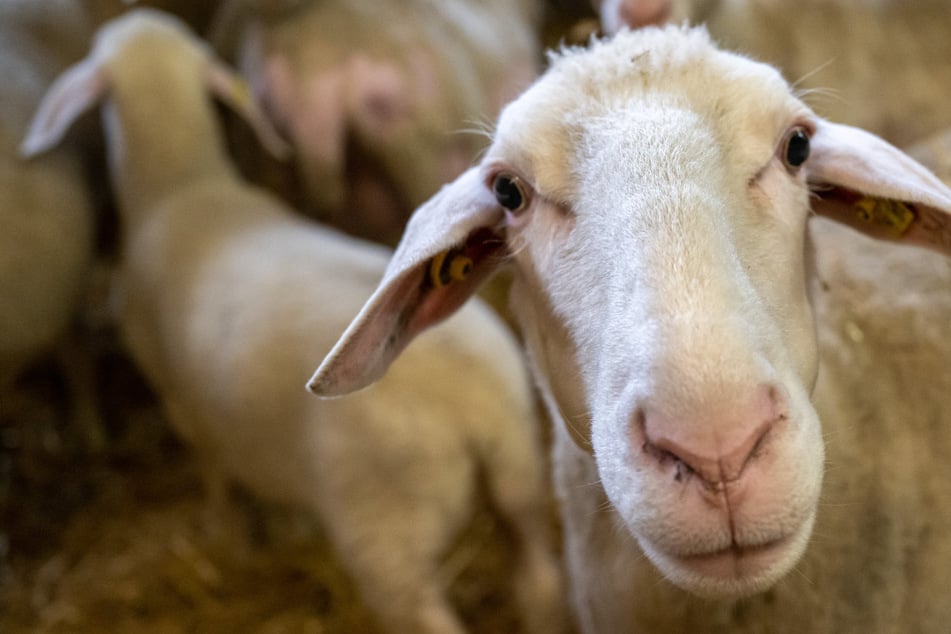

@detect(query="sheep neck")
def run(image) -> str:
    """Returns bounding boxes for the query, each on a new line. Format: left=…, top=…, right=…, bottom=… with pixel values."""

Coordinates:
left=102, top=73, right=238, bottom=224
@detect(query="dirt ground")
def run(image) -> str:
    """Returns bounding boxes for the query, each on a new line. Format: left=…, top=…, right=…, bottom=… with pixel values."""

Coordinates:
left=0, top=346, right=547, bottom=634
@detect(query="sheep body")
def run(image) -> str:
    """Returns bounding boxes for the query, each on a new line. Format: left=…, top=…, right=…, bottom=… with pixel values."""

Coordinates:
left=24, top=10, right=563, bottom=634
left=1, top=0, right=96, bottom=396
left=211, top=0, right=541, bottom=244
left=310, top=26, right=951, bottom=632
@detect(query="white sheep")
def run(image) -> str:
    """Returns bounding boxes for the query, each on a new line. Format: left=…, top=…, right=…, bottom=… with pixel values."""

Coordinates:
left=310, top=25, right=951, bottom=632
left=1, top=0, right=100, bottom=430
left=21, top=9, right=565, bottom=634
left=209, top=0, right=542, bottom=244
left=594, top=0, right=951, bottom=147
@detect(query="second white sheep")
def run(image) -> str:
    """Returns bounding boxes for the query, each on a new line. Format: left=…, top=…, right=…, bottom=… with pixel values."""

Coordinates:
left=22, top=10, right=565, bottom=634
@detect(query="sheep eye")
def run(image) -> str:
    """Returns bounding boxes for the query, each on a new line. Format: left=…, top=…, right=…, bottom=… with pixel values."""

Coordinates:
left=784, top=128, right=810, bottom=168
left=493, top=175, right=526, bottom=212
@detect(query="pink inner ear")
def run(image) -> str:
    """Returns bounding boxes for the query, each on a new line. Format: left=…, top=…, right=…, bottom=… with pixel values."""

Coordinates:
left=308, top=226, right=505, bottom=397
left=309, top=167, right=504, bottom=396
left=808, top=120, right=951, bottom=258
left=408, top=227, right=507, bottom=338
left=814, top=187, right=951, bottom=257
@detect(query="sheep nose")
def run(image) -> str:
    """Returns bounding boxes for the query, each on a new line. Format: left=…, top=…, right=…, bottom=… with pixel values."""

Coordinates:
left=639, top=385, right=783, bottom=486
left=620, top=0, right=672, bottom=28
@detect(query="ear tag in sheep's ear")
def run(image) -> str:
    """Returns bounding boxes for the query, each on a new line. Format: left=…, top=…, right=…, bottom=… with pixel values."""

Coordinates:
left=808, top=120, right=951, bottom=256
left=428, top=249, right=474, bottom=289
left=853, top=196, right=916, bottom=237
left=307, top=168, right=507, bottom=397
left=413, top=226, right=504, bottom=318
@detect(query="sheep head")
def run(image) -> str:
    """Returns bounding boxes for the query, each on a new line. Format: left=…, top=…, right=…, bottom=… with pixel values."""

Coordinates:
left=309, top=27, right=951, bottom=598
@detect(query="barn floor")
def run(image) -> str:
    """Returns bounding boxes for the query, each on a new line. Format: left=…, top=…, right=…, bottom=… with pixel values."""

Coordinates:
left=0, top=347, right=538, bottom=633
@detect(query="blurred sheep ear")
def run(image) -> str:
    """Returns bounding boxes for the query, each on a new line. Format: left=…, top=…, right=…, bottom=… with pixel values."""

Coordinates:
left=20, top=57, right=106, bottom=157
left=308, top=167, right=506, bottom=397
left=205, top=57, right=292, bottom=160
left=808, top=120, right=951, bottom=257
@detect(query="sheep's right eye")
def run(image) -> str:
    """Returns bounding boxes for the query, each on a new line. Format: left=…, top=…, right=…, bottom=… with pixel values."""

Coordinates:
left=493, top=175, right=527, bottom=212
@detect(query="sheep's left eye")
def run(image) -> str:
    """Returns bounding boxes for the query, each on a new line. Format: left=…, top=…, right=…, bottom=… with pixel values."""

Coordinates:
left=784, top=128, right=810, bottom=168
left=493, top=175, right=527, bottom=212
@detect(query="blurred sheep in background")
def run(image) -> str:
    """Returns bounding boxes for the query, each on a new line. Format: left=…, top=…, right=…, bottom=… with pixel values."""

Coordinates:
left=593, top=0, right=951, bottom=147
left=0, top=0, right=249, bottom=446
left=210, top=0, right=543, bottom=245
left=21, top=9, right=566, bottom=633
left=906, top=127, right=951, bottom=186
left=0, top=0, right=103, bottom=443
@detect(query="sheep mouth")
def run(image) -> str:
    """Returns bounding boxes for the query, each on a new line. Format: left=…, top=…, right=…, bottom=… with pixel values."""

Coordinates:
left=676, top=536, right=790, bottom=581
left=640, top=515, right=815, bottom=599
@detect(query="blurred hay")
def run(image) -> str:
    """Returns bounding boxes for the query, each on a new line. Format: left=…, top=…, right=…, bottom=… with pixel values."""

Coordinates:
left=0, top=350, right=540, bottom=634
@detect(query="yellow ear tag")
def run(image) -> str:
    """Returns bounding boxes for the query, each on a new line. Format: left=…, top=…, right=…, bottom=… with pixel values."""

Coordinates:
left=853, top=197, right=916, bottom=237
left=429, top=250, right=474, bottom=289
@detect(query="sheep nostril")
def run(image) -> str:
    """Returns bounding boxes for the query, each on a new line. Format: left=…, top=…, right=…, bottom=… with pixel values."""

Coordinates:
left=673, top=457, right=694, bottom=483
left=641, top=442, right=695, bottom=482
left=638, top=384, right=784, bottom=485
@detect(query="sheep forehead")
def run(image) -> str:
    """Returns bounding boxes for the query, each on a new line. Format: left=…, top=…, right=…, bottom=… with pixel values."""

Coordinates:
left=546, top=26, right=795, bottom=117
left=492, top=26, right=804, bottom=202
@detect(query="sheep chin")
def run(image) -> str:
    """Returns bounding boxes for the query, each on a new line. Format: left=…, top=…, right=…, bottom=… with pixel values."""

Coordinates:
left=635, top=512, right=815, bottom=599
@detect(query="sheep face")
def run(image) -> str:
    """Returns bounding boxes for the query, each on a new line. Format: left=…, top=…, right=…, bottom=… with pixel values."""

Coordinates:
left=310, top=26, right=951, bottom=600
left=485, top=32, right=824, bottom=598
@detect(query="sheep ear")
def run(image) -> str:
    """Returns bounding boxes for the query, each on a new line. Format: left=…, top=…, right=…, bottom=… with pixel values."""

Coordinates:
left=808, top=120, right=951, bottom=257
left=308, top=167, right=506, bottom=396
left=20, top=57, right=107, bottom=157
left=205, top=57, right=292, bottom=160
